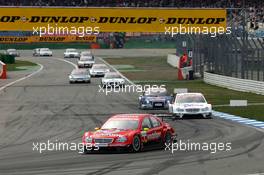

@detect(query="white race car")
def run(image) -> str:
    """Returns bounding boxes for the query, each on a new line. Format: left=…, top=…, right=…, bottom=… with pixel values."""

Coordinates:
left=77, top=52, right=95, bottom=68
left=64, top=48, right=80, bottom=58
left=169, top=93, right=212, bottom=118
left=101, top=72, right=125, bottom=87
left=90, top=64, right=110, bottom=77
left=38, top=48, right=52, bottom=56
left=6, top=49, right=20, bottom=57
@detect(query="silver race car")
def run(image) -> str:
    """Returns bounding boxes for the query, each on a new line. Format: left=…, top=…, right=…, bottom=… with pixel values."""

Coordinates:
left=101, top=72, right=125, bottom=87
left=138, top=87, right=173, bottom=109
left=69, top=69, right=91, bottom=83
left=90, top=64, right=110, bottom=77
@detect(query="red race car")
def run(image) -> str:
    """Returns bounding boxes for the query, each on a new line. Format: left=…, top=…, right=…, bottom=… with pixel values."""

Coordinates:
left=81, top=114, right=176, bottom=153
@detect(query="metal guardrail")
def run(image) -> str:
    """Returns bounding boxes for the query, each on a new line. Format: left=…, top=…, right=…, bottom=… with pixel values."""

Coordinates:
left=204, top=71, right=264, bottom=95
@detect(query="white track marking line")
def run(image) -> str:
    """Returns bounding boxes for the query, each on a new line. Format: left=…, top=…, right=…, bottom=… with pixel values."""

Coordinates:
left=0, top=63, right=43, bottom=93
left=97, top=57, right=136, bottom=86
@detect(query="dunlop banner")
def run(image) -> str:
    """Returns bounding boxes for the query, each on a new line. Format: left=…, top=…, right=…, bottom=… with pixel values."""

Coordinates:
left=0, top=36, right=29, bottom=43
left=0, top=8, right=226, bottom=32
left=0, top=35, right=96, bottom=43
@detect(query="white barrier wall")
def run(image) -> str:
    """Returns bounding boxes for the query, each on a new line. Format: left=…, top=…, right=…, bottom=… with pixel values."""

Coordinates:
left=204, top=72, right=264, bottom=95
left=167, top=54, right=180, bottom=68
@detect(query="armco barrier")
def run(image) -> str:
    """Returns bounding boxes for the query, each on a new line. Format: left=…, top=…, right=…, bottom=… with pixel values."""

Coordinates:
left=204, top=72, right=264, bottom=95
left=0, top=61, right=7, bottom=79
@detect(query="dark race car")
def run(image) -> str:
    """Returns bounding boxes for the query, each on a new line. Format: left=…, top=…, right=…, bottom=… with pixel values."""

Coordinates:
left=81, top=114, right=176, bottom=153
left=138, top=87, right=173, bottom=109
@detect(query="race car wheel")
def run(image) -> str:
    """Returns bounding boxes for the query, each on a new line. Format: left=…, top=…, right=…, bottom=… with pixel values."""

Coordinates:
left=164, top=132, right=172, bottom=145
left=131, top=135, right=141, bottom=152
left=138, top=103, right=145, bottom=110
left=81, top=146, right=90, bottom=154
left=205, top=114, right=212, bottom=119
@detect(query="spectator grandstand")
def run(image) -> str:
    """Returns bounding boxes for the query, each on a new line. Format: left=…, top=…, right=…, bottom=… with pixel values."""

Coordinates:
left=0, top=0, right=262, bottom=8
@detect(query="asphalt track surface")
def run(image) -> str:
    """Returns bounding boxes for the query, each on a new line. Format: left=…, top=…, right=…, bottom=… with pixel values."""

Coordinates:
left=0, top=50, right=264, bottom=175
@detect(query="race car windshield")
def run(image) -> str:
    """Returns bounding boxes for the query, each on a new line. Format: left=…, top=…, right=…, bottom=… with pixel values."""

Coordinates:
left=72, top=71, right=86, bottom=75
left=176, top=95, right=206, bottom=103
left=94, top=65, right=107, bottom=69
left=102, top=120, right=139, bottom=130
left=81, top=53, right=91, bottom=56
left=105, top=74, right=121, bottom=78
left=41, top=48, right=49, bottom=51
left=145, top=90, right=167, bottom=97
left=80, top=56, right=93, bottom=61
left=67, top=49, right=76, bottom=52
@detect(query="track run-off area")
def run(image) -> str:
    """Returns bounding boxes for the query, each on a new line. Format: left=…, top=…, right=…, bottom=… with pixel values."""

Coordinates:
left=0, top=50, right=263, bottom=175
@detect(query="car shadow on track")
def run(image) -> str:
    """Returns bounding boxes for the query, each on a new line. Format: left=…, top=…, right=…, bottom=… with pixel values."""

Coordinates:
left=172, top=115, right=213, bottom=120
left=81, top=144, right=165, bottom=155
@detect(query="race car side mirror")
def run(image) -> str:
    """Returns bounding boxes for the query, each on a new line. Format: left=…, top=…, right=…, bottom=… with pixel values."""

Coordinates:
left=143, top=128, right=149, bottom=131
left=94, top=127, right=100, bottom=130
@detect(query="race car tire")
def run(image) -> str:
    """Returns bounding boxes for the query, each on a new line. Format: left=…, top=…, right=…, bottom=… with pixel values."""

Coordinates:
left=205, top=113, right=212, bottom=119
left=131, top=135, right=141, bottom=152
left=164, top=132, right=172, bottom=145
left=138, top=103, right=144, bottom=110
left=81, top=146, right=93, bottom=154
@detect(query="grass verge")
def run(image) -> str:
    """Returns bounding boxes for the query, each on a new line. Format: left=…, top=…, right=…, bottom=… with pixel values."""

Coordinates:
left=7, top=60, right=38, bottom=71
left=104, top=56, right=264, bottom=121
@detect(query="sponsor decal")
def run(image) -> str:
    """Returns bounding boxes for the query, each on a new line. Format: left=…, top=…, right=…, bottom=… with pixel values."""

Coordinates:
left=183, top=104, right=203, bottom=108
left=147, top=132, right=161, bottom=140
left=0, top=36, right=28, bottom=43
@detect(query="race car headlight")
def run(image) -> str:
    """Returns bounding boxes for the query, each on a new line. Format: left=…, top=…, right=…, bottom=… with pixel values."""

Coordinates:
left=69, top=75, right=73, bottom=79
left=85, top=137, right=93, bottom=143
left=105, top=69, right=110, bottom=73
left=176, top=108, right=184, bottom=112
left=166, top=100, right=171, bottom=104
left=116, top=136, right=127, bottom=143
left=145, top=99, right=150, bottom=104
left=201, top=107, right=209, bottom=111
